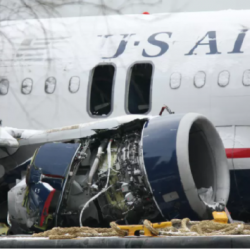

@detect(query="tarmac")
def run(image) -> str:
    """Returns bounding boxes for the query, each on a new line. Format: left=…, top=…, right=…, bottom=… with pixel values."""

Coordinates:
left=1, top=235, right=250, bottom=248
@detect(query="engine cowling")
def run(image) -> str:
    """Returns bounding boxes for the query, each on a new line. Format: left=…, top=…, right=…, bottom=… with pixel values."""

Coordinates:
left=142, top=113, right=230, bottom=220
left=7, top=113, right=230, bottom=233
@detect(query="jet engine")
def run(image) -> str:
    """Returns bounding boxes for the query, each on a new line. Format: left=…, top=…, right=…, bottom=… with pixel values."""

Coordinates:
left=7, top=113, right=230, bottom=234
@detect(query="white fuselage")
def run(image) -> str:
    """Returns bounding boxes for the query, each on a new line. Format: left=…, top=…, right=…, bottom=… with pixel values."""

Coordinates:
left=1, top=10, right=250, bottom=170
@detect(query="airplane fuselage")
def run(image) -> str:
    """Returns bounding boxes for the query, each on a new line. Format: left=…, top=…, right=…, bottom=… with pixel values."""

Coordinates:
left=1, top=10, right=250, bottom=221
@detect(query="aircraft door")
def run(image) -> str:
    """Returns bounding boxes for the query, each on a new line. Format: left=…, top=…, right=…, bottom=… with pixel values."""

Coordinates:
left=216, top=125, right=250, bottom=170
left=233, top=126, right=250, bottom=170
left=216, top=126, right=235, bottom=170
left=225, top=126, right=250, bottom=221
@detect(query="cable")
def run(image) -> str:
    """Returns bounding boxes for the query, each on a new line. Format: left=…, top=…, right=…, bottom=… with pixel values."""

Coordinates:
left=111, top=167, right=119, bottom=173
left=80, top=139, right=113, bottom=226
left=7, top=212, right=12, bottom=227
left=105, top=139, right=112, bottom=188
left=79, top=185, right=112, bottom=227
left=88, top=139, right=108, bottom=186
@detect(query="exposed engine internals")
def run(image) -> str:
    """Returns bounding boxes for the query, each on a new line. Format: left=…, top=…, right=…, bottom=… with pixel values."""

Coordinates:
left=6, top=114, right=229, bottom=234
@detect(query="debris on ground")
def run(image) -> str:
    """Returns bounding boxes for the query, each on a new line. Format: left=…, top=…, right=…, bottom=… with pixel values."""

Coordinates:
left=32, top=218, right=250, bottom=239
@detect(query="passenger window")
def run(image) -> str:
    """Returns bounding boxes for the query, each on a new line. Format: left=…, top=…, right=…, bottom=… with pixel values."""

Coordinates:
left=194, top=71, right=206, bottom=88
left=243, top=70, right=250, bottom=86
left=45, top=77, right=56, bottom=94
left=127, top=63, right=153, bottom=114
left=170, top=73, right=181, bottom=89
left=89, top=65, right=115, bottom=116
left=21, top=78, right=33, bottom=94
left=69, top=76, right=80, bottom=93
left=218, top=71, right=230, bottom=87
left=0, top=78, right=9, bottom=95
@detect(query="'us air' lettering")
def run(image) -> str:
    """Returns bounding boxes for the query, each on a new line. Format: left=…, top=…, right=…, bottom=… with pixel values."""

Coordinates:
left=98, top=29, right=248, bottom=59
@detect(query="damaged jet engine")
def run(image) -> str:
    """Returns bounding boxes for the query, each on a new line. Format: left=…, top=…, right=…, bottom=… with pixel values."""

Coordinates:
left=7, top=113, right=230, bottom=234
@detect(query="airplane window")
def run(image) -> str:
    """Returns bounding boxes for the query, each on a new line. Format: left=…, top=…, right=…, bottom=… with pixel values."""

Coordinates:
left=45, top=77, right=56, bottom=94
left=69, top=76, right=80, bottom=93
left=89, top=65, right=115, bottom=116
left=218, top=71, right=230, bottom=87
left=127, top=63, right=153, bottom=114
left=170, top=73, right=181, bottom=89
left=0, top=78, right=9, bottom=95
left=243, top=70, right=250, bottom=86
left=194, top=71, right=206, bottom=88
left=21, top=78, right=33, bottom=94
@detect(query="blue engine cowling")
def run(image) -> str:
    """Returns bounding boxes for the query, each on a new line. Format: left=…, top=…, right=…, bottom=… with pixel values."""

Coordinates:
left=142, top=113, right=230, bottom=220
left=6, top=113, right=230, bottom=233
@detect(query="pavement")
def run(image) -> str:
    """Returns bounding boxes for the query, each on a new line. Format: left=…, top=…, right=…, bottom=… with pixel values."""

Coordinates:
left=1, top=235, right=250, bottom=248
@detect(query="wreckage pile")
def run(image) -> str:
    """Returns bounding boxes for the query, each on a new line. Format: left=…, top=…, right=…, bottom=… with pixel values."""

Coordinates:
left=32, top=218, right=250, bottom=239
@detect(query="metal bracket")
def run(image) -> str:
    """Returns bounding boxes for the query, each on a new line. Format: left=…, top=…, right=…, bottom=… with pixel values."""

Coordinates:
left=159, top=105, right=175, bottom=116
